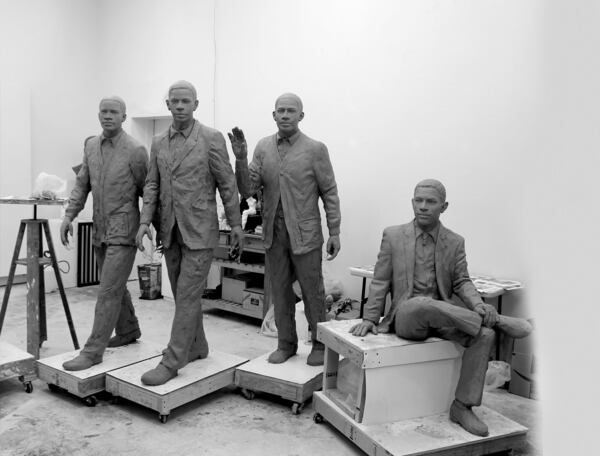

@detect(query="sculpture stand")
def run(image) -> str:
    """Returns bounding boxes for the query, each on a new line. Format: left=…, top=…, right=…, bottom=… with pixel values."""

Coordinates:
left=234, top=341, right=323, bottom=415
left=0, top=198, right=79, bottom=358
left=106, top=350, right=248, bottom=423
left=0, top=340, right=36, bottom=393
left=37, top=340, right=162, bottom=407
left=312, top=319, right=527, bottom=455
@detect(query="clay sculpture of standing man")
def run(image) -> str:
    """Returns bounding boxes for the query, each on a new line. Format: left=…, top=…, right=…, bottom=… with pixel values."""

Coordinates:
left=350, top=179, right=532, bottom=436
left=229, top=93, right=341, bottom=366
left=136, top=80, right=243, bottom=386
left=61, top=96, right=148, bottom=371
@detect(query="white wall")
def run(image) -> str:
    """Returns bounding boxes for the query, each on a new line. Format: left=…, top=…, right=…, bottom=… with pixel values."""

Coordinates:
left=0, top=0, right=102, bottom=274
left=214, top=0, right=544, bottom=306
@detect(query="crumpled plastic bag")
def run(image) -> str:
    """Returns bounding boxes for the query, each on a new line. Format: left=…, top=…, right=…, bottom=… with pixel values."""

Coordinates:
left=292, top=261, right=344, bottom=302
left=31, top=172, right=67, bottom=200
left=484, top=360, right=511, bottom=391
left=260, top=301, right=310, bottom=341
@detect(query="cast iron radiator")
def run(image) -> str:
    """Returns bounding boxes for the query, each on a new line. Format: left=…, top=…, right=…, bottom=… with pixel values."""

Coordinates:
left=77, top=222, right=99, bottom=287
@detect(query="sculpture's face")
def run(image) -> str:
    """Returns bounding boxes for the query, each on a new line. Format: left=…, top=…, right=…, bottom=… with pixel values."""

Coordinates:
left=98, top=100, right=125, bottom=136
left=272, top=96, right=304, bottom=137
left=412, top=187, right=448, bottom=230
left=166, top=88, right=198, bottom=125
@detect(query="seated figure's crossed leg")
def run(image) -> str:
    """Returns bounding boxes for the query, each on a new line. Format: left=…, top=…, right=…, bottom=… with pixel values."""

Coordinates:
left=393, top=297, right=495, bottom=436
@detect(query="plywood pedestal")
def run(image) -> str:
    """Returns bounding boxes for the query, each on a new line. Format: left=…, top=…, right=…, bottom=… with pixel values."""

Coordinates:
left=234, top=341, right=323, bottom=414
left=313, top=392, right=527, bottom=456
left=106, top=350, right=247, bottom=423
left=37, top=340, right=163, bottom=406
left=0, top=340, right=36, bottom=393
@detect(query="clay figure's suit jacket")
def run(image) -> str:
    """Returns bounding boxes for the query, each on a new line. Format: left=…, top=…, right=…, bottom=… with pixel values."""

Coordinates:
left=363, top=222, right=482, bottom=333
left=236, top=132, right=341, bottom=253
left=140, top=120, right=241, bottom=246
left=65, top=131, right=148, bottom=244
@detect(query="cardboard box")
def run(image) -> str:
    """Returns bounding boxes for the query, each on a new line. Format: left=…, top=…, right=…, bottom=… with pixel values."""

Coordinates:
left=222, top=273, right=262, bottom=304
left=242, top=287, right=264, bottom=312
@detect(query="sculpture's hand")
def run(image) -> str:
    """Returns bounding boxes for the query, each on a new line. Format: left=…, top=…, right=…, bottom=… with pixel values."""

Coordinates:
left=60, top=218, right=73, bottom=247
left=229, top=226, right=244, bottom=263
left=136, top=223, right=152, bottom=252
left=326, top=235, right=340, bottom=260
left=349, top=319, right=378, bottom=337
left=475, top=302, right=498, bottom=328
left=227, top=127, right=247, bottom=160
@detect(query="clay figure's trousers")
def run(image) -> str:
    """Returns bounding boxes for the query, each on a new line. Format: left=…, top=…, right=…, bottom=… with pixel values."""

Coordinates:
left=81, top=244, right=139, bottom=359
left=394, top=296, right=495, bottom=407
left=160, top=226, right=213, bottom=371
left=266, top=210, right=326, bottom=352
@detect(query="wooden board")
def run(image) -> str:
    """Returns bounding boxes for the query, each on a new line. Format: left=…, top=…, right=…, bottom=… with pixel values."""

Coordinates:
left=234, top=342, right=323, bottom=404
left=313, top=392, right=527, bottom=456
left=0, top=340, right=36, bottom=382
left=105, top=350, right=248, bottom=416
left=317, top=319, right=463, bottom=369
left=36, top=340, right=163, bottom=398
left=0, top=197, right=67, bottom=206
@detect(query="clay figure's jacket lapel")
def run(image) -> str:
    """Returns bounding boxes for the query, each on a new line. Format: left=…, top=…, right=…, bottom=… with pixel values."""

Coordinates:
left=171, top=122, right=199, bottom=172
left=435, top=224, right=452, bottom=301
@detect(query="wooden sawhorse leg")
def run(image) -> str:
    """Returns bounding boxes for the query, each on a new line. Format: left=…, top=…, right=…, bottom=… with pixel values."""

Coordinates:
left=0, top=219, right=79, bottom=358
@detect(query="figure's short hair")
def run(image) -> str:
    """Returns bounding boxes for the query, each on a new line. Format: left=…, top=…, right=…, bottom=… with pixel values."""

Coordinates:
left=415, top=179, right=446, bottom=202
left=99, top=96, right=126, bottom=114
left=168, top=80, right=197, bottom=101
left=275, top=93, right=303, bottom=112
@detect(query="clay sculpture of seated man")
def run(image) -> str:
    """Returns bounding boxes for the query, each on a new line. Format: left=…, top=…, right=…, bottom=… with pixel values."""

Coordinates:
left=350, top=179, right=532, bottom=437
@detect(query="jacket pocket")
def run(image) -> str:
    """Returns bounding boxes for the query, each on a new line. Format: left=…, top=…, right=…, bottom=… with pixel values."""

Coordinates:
left=298, top=218, right=321, bottom=244
left=107, top=213, right=128, bottom=237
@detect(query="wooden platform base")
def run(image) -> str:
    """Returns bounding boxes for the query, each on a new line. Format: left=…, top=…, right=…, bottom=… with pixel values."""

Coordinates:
left=313, top=392, right=527, bottom=456
left=105, top=350, right=248, bottom=423
left=234, top=341, right=323, bottom=414
left=36, top=340, right=163, bottom=405
left=0, top=340, right=36, bottom=393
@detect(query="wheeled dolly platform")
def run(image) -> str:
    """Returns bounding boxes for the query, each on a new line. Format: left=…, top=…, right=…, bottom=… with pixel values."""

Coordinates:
left=0, top=340, right=36, bottom=393
left=105, top=350, right=248, bottom=423
left=313, top=391, right=527, bottom=456
left=37, top=340, right=163, bottom=406
left=234, top=342, right=323, bottom=415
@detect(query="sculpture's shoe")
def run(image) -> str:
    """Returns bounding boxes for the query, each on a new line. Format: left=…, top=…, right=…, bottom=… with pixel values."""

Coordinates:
left=141, top=363, right=178, bottom=386
left=449, top=400, right=489, bottom=437
left=306, top=344, right=325, bottom=366
left=188, top=349, right=209, bottom=363
left=107, top=329, right=141, bottom=347
left=495, top=315, right=533, bottom=339
left=62, top=354, right=102, bottom=371
left=267, top=348, right=297, bottom=364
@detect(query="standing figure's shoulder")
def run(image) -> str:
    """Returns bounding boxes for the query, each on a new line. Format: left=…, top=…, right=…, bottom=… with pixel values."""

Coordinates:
left=299, top=133, right=328, bottom=154
left=84, top=134, right=102, bottom=153
left=122, top=131, right=145, bottom=150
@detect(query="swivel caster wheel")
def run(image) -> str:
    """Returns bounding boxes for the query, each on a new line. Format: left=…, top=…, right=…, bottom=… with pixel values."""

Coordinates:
left=291, top=402, right=304, bottom=415
left=241, top=388, right=255, bottom=400
left=313, top=412, right=324, bottom=424
left=159, top=414, right=169, bottom=424
left=24, top=382, right=33, bottom=394
left=84, top=395, right=98, bottom=407
left=48, top=383, right=61, bottom=393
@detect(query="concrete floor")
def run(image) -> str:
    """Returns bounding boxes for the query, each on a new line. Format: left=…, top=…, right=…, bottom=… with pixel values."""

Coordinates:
left=0, top=283, right=541, bottom=456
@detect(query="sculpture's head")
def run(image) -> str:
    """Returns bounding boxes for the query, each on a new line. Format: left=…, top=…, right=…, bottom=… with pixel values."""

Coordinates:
left=273, top=93, right=304, bottom=138
left=166, top=80, right=198, bottom=126
left=98, top=96, right=126, bottom=137
left=412, top=179, right=448, bottom=230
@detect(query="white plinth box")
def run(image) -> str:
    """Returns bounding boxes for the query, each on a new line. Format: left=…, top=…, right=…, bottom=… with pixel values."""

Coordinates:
left=317, top=319, right=464, bottom=425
